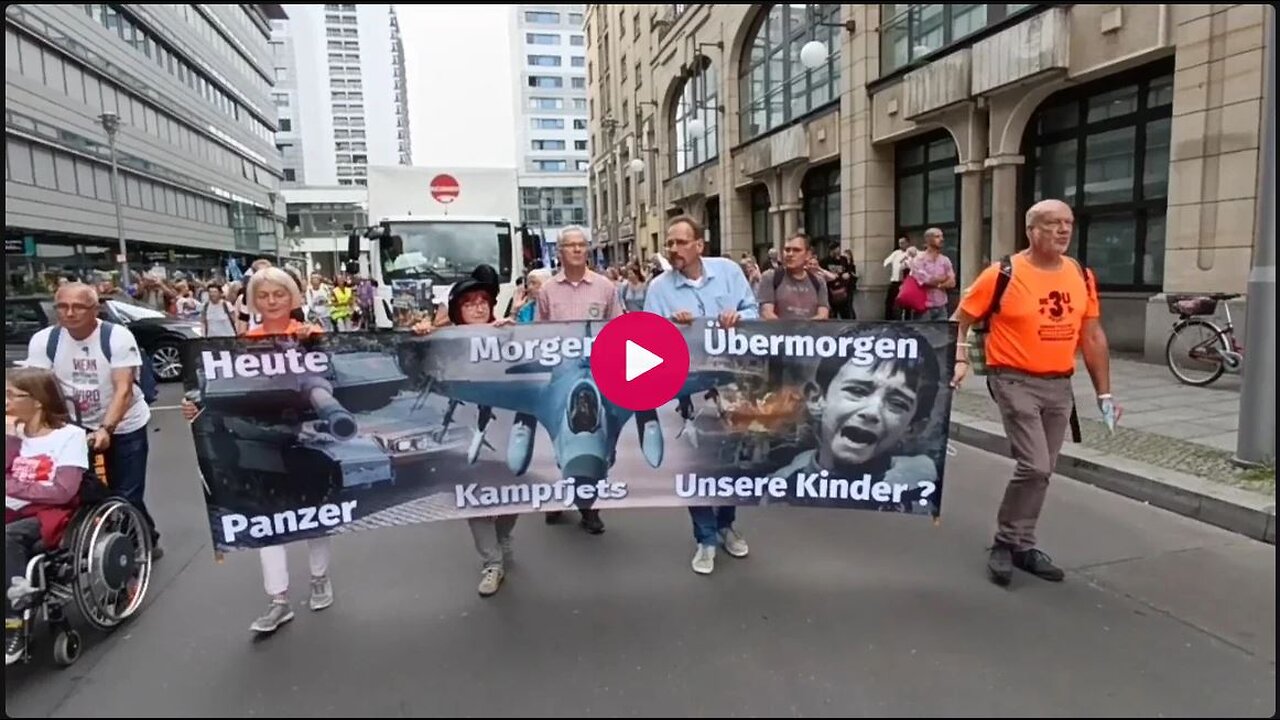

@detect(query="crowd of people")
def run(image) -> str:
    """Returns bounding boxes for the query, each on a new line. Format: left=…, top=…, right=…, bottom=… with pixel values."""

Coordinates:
left=8, top=198, right=1118, bottom=653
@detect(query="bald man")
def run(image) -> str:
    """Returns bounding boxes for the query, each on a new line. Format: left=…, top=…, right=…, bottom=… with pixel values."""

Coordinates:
left=951, top=199, right=1115, bottom=588
left=25, top=283, right=162, bottom=556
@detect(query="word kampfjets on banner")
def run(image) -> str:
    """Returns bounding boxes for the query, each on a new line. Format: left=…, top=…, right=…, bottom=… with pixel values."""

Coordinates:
left=186, top=320, right=955, bottom=552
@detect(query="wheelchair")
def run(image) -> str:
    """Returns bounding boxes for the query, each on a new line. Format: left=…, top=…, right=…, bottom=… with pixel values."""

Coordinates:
left=7, top=458, right=154, bottom=668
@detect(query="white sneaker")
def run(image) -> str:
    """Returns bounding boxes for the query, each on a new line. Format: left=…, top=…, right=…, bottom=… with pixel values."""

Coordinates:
left=477, top=566, right=504, bottom=597
left=250, top=600, right=294, bottom=633
left=719, top=527, right=749, bottom=558
left=691, top=545, right=716, bottom=575
left=309, top=576, right=333, bottom=611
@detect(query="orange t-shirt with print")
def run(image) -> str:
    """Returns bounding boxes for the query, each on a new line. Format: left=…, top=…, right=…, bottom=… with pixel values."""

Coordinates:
left=958, top=254, right=1100, bottom=375
left=244, top=320, right=319, bottom=338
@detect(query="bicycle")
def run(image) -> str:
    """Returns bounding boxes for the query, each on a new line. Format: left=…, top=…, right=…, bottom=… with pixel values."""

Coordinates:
left=1164, top=293, right=1244, bottom=386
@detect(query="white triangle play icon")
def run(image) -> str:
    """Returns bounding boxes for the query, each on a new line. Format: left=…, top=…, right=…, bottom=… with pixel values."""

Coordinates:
left=625, top=340, right=664, bottom=382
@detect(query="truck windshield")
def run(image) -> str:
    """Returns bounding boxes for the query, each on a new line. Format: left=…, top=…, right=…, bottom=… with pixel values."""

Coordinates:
left=382, top=221, right=511, bottom=283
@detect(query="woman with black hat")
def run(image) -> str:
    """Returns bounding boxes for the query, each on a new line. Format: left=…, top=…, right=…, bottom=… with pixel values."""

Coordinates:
left=412, top=264, right=519, bottom=597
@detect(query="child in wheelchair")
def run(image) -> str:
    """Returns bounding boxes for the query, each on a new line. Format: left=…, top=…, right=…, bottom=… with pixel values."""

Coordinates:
left=6, top=367, right=88, bottom=665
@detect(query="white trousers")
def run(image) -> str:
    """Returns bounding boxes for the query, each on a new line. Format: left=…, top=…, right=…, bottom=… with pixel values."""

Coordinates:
left=258, top=538, right=331, bottom=598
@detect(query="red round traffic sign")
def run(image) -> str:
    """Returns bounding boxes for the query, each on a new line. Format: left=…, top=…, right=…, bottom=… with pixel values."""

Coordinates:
left=590, top=312, right=690, bottom=412
left=430, top=174, right=460, bottom=204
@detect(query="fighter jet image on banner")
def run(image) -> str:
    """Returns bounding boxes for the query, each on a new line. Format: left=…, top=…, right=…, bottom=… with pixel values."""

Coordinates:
left=422, top=322, right=737, bottom=482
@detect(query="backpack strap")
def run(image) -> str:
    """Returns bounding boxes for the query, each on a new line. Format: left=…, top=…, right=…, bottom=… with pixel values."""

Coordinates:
left=770, top=268, right=823, bottom=296
left=45, top=325, right=63, bottom=364
left=98, top=321, right=114, bottom=362
left=979, top=255, right=1015, bottom=324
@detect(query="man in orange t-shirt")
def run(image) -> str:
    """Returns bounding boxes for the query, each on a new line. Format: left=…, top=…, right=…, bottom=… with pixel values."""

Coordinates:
left=951, top=199, right=1119, bottom=588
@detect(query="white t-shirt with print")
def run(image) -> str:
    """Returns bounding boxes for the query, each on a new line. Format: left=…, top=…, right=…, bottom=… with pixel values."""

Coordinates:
left=25, top=321, right=151, bottom=434
left=6, top=424, right=89, bottom=510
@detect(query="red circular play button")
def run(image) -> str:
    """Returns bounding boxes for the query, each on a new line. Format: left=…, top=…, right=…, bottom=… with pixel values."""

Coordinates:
left=590, top=312, right=690, bottom=412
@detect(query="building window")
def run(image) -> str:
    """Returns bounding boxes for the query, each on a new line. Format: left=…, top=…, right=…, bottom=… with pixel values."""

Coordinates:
left=278, top=118, right=292, bottom=132
left=880, top=4, right=1038, bottom=76
left=569, top=12, right=583, bottom=26
left=525, top=11, right=560, bottom=24
left=1023, top=60, right=1173, bottom=289
left=671, top=58, right=719, bottom=174
left=273, top=93, right=289, bottom=107
left=570, top=34, right=585, bottom=46
left=533, top=139, right=567, bottom=150
left=574, top=140, right=588, bottom=151
left=283, top=168, right=296, bottom=181
left=571, top=56, right=585, bottom=68
left=739, top=4, right=842, bottom=141
left=802, top=164, right=841, bottom=259
left=573, top=118, right=587, bottom=130
left=529, top=75, right=564, bottom=89
left=571, top=77, right=586, bottom=89
left=751, top=185, right=771, bottom=266
left=573, top=98, right=588, bottom=111
left=526, top=33, right=559, bottom=45
left=535, top=160, right=568, bottom=171
left=576, top=160, right=589, bottom=171
left=533, top=118, right=565, bottom=129
left=896, top=130, right=962, bottom=282
left=530, top=97, right=563, bottom=109
left=528, top=55, right=562, bottom=67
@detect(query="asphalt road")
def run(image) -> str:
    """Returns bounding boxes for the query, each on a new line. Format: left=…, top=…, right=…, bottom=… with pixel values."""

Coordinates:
left=5, top=385, right=1275, bottom=717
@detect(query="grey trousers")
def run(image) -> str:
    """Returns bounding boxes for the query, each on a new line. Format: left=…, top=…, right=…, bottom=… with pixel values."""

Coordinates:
left=468, top=515, right=517, bottom=569
left=988, top=372, right=1074, bottom=551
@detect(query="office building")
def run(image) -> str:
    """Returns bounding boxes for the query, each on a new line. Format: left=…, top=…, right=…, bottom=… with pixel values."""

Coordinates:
left=586, top=4, right=1270, bottom=358
left=5, top=4, right=288, bottom=288
left=271, top=3, right=412, bottom=188
left=512, top=4, right=591, bottom=260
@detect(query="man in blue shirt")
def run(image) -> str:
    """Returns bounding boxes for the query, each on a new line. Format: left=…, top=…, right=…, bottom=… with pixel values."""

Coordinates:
left=644, top=215, right=759, bottom=576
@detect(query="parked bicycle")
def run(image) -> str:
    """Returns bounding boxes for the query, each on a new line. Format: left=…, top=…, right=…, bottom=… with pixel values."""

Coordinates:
left=1164, top=293, right=1244, bottom=386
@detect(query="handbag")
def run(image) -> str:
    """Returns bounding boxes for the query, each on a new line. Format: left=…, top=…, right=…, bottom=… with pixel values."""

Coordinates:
left=895, top=276, right=929, bottom=313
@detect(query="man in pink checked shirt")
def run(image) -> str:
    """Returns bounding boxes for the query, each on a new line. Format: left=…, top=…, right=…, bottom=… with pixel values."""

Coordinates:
left=532, top=226, right=623, bottom=534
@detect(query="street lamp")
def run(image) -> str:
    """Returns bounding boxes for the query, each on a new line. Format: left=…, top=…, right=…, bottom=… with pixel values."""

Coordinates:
left=798, top=5, right=858, bottom=71
left=99, top=112, right=129, bottom=286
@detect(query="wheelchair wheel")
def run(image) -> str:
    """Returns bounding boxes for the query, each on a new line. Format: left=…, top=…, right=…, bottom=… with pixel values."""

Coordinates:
left=68, top=499, right=154, bottom=632
left=53, top=629, right=82, bottom=667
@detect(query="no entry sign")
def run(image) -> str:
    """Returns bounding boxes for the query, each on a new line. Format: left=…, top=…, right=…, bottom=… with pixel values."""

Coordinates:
left=430, top=174, right=460, bottom=204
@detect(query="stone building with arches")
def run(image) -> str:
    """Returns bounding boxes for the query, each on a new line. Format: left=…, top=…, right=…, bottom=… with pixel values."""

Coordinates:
left=585, top=3, right=1269, bottom=359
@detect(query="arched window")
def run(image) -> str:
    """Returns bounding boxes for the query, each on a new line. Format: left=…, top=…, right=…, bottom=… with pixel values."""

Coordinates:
left=671, top=58, right=719, bottom=174
left=739, top=4, right=842, bottom=141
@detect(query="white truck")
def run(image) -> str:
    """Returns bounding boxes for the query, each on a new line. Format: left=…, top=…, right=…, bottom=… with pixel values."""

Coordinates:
left=353, top=166, right=538, bottom=329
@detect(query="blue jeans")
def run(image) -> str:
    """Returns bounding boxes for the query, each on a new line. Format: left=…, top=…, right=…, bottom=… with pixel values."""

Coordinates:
left=689, top=506, right=736, bottom=547
left=921, top=306, right=949, bottom=321
left=104, top=426, right=159, bottom=544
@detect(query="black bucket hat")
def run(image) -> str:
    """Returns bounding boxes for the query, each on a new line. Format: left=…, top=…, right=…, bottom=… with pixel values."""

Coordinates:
left=447, top=264, right=500, bottom=325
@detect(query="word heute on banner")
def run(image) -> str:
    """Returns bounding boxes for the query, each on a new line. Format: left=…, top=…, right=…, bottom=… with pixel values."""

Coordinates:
left=182, top=320, right=956, bottom=552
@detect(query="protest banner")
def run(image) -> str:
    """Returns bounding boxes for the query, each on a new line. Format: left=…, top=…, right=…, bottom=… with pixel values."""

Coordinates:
left=183, top=319, right=957, bottom=551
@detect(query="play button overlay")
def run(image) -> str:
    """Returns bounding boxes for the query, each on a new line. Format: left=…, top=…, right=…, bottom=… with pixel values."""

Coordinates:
left=625, top=340, right=663, bottom=381
left=591, top=312, right=690, bottom=411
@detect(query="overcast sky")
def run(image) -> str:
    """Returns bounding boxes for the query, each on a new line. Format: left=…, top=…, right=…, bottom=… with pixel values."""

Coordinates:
left=398, top=4, right=517, bottom=169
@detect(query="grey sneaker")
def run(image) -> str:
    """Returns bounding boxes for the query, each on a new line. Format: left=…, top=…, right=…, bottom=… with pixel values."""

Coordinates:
left=309, top=576, right=333, bottom=611
left=250, top=600, right=295, bottom=633
left=719, top=527, right=749, bottom=558
left=691, top=545, right=716, bottom=575
left=477, top=566, right=504, bottom=597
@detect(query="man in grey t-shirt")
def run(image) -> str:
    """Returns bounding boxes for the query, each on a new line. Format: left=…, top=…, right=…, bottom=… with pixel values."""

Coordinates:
left=758, top=232, right=830, bottom=321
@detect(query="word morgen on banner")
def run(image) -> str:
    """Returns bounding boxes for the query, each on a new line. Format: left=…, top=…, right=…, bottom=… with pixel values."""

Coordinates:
left=182, top=321, right=955, bottom=552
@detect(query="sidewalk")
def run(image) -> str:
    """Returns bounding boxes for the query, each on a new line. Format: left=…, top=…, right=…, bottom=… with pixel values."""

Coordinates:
left=948, top=355, right=1275, bottom=544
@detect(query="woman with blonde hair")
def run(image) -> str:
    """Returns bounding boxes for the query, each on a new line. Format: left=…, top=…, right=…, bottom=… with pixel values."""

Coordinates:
left=181, top=265, right=325, bottom=634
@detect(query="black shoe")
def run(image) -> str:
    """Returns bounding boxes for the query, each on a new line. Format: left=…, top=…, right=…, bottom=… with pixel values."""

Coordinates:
left=987, top=544, right=1013, bottom=586
left=545, top=511, right=564, bottom=525
left=1013, top=548, right=1065, bottom=582
left=579, top=510, right=605, bottom=535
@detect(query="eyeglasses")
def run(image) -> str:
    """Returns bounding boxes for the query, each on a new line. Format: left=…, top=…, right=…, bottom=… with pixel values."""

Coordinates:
left=55, top=302, right=96, bottom=313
